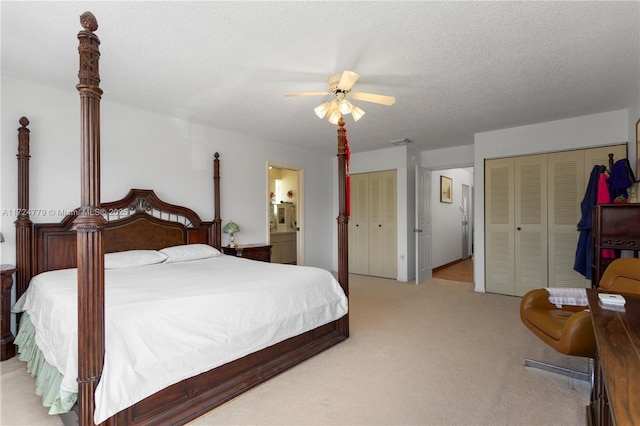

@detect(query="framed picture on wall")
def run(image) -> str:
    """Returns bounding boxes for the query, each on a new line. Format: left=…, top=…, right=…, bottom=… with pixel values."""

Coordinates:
left=440, top=175, right=453, bottom=203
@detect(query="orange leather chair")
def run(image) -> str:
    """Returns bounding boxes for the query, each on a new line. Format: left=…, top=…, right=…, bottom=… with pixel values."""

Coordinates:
left=520, top=258, right=640, bottom=381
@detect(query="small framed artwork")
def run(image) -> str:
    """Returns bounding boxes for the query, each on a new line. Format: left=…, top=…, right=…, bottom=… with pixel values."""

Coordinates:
left=440, top=176, right=453, bottom=203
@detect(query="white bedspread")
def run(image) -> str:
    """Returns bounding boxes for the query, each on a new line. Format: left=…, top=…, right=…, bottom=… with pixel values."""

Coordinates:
left=16, top=255, right=348, bottom=423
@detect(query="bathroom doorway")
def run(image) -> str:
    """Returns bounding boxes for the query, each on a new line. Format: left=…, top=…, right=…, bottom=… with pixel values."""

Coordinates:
left=267, top=162, right=304, bottom=265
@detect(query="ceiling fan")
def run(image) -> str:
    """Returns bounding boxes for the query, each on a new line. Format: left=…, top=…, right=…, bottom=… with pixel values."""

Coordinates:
left=285, top=71, right=396, bottom=124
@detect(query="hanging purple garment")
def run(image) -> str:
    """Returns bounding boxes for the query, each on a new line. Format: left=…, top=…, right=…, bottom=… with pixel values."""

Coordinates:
left=607, top=159, right=637, bottom=202
left=574, top=165, right=606, bottom=278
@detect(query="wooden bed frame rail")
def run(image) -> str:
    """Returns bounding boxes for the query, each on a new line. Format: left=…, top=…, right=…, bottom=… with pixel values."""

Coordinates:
left=12, top=11, right=349, bottom=426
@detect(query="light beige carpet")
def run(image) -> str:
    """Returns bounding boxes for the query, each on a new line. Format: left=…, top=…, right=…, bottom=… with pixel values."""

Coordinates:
left=1, top=275, right=590, bottom=425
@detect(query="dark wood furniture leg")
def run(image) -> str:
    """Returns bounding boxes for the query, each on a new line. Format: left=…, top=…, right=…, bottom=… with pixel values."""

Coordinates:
left=0, top=264, right=17, bottom=361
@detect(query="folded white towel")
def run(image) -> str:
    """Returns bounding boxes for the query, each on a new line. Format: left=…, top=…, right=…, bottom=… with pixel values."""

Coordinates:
left=545, top=287, right=588, bottom=308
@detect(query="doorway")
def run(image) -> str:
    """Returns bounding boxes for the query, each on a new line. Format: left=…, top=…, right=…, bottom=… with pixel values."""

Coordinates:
left=267, top=162, right=304, bottom=265
left=461, top=183, right=471, bottom=259
left=429, top=167, right=474, bottom=282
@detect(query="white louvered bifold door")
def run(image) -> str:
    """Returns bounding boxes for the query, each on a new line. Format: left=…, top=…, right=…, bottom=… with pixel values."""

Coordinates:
left=514, top=154, right=548, bottom=297
left=547, top=150, right=587, bottom=288
left=348, top=173, right=370, bottom=275
left=368, top=170, right=397, bottom=279
left=485, top=158, right=516, bottom=295
left=484, top=144, right=627, bottom=295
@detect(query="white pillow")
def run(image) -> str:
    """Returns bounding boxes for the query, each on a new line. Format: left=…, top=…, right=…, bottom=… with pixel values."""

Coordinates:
left=160, top=244, right=221, bottom=263
left=104, top=250, right=167, bottom=269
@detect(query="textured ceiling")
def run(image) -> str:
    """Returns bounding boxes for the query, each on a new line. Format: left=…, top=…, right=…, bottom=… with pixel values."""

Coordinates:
left=2, top=1, right=639, bottom=155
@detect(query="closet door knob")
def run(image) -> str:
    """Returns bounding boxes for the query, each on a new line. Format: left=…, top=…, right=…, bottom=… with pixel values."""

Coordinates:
left=517, top=227, right=522, bottom=231
left=378, top=224, right=382, bottom=227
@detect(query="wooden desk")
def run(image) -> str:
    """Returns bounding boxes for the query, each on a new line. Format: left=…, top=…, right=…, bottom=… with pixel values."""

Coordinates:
left=587, top=289, right=640, bottom=426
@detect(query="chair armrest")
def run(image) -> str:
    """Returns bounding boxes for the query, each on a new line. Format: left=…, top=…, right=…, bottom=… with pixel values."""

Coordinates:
left=521, top=289, right=555, bottom=311
left=562, top=310, right=595, bottom=357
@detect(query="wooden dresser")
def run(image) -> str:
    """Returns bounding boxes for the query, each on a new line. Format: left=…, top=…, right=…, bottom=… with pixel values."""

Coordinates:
left=222, top=244, right=272, bottom=262
left=587, top=289, right=640, bottom=426
left=591, top=204, right=640, bottom=288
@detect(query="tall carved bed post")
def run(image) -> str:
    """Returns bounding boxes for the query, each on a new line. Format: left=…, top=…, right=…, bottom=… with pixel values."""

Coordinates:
left=213, top=152, right=222, bottom=248
left=336, top=118, right=349, bottom=337
left=16, top=117, right=32, bottom=300
left=75, top=12, right=105, bottom=426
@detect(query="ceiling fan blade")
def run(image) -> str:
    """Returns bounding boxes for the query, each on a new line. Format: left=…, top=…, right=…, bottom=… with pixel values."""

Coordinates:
left=337, top=71, right=360, bottom=91
left=285, top=92, right=330, bottom=97
left=351, top=91, right=396, bottom=106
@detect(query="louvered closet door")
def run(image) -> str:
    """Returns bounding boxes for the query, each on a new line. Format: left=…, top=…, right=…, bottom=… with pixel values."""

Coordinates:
left=547, top=150, right=587, bottom=288
left=514, top=154, right=548, bottom=296
left=584, top=145, right=627, bottom=183
left=368, top=170, right=397, bottom=279
left=348, top=173, right=370, bottom=275
left=485, top=158, right=515, bottom=295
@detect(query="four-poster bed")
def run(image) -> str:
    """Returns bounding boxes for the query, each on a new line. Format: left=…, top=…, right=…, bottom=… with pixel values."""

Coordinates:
left=9, top=12, right=350, bottom=426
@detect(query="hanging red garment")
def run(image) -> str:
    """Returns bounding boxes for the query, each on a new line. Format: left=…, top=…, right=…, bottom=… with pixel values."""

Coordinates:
left=345, top=137, right=351, bottom=217
left=597, top=173, right=616, bottom=259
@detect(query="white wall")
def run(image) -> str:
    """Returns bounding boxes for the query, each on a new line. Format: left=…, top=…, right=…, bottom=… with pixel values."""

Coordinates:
left=421, top=144, right=474, bottom=169
left=473, top=109, right=631, bottom=293
left=1, top=75, right=337, bottom=271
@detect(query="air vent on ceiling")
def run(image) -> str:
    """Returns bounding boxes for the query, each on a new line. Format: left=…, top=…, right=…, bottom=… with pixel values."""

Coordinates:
left=390, top=138, right=411, bottom=146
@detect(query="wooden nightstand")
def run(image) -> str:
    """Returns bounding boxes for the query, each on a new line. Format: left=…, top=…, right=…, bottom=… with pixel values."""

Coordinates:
left=1, top=264, right=16, bottom=361
left=222, top=244, right=272, bottom=262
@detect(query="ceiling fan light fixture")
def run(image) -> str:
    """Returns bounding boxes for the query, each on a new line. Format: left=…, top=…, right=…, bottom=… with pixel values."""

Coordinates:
left=351, top=105, right=365, bottom=121
left=327, top=109, right=342, bottom=125
left=287, top=70, right=394, bottom=124
left=314, top=102, right=330, bottom=119
left=338, top=98, right=353, bottom=115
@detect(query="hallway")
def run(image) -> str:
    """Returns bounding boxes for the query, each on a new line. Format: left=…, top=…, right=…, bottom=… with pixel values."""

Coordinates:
left=432, top=257, right=474, bottom=283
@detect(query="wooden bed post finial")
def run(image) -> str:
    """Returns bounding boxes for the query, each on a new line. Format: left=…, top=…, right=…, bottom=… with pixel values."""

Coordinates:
left=336, top=117, right=349, bottom=338
left=337, top=118, right=346, bottom=154
left=80, top=11, right=98, bottom=32
left=608, top=153, right=614, bottom=171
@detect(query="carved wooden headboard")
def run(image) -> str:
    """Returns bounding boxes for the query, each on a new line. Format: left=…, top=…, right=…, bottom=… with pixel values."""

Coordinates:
left=31, top=189, right=216, bottom=276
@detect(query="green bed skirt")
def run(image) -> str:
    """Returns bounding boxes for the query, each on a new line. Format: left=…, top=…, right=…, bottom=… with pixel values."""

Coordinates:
left=14, top=313, right=77, bottom=415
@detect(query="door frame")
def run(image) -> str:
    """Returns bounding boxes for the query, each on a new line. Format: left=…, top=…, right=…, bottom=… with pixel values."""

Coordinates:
left=266, top=161, right=305, bottom=265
